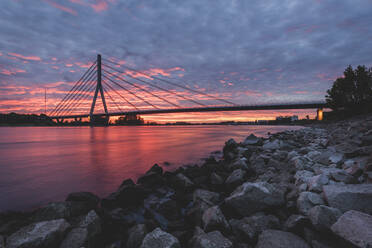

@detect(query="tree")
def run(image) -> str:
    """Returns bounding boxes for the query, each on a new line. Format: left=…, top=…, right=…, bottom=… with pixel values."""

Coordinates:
left=326, top=65, right=372, bottom=113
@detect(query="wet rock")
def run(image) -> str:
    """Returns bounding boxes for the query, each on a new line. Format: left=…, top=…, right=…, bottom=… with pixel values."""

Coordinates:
left=284, top=215, right=309, bottom=233
left=127, top=224, right=147, bottom=248
left=331, top=210, right=372, bottom=248
left=172, top=173, right=194, bottom=190
left=6, top=219, right=70, bottom=248
left=308, top=174, right=329, bottom=192
left=140, top=227, right=180, bottom=248
left=210, top=172, right=224, bottom=185
left=202, top=206, right=229, bottom=232
left=137, top=165, right=165, bottom=187
left=223, top=139, right=238, bottom=161
left=243, top=134, right=261, bottom=146
left=225, top=182, right=285, bottom=216
left=65, top=191, right=100, bottom=209
left=323, top=184, right=372, bottom=214
left=31, top=201, right=88, bottom=222
left=60, top=210, right=101, bottom=248
left=297, top=192, right=325, bottom=215
left=225, top=169, right=246, bottom=188
left=191, top=230, right=232, bottom=248
left=308, top=205, right=342, bottom=231
left=256, top=229, right=310, bottom=248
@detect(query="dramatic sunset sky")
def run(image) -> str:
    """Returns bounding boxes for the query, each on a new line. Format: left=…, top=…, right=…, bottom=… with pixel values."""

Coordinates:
left=0, top=0, right=371, bottom=122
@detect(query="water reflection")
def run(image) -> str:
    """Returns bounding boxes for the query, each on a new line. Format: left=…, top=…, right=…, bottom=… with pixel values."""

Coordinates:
left=0, top=125, right=302, bottom=211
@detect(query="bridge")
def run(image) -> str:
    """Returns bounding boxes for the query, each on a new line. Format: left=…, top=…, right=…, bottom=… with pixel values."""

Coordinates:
left=49, top=54, right=326, bottom=124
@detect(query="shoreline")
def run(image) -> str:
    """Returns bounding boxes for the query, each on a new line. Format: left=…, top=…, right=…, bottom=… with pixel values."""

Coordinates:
left=1, top=114, right=372, bottom=247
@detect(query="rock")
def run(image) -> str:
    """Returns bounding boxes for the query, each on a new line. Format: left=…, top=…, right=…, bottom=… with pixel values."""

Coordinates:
left=297, top=192, right=324, bottom=215
left=102, top=181, right=147, bottom=209
left=244, top=212, right=280, bottom=235
left=202, top=206, right=229, bottom=232
left=0, top=235, right=4, bottom=248
left=228, top=158, right=249, bottom=171
left=243, top=134, right=261, bottom=146
left=223, top=139, right=238, bottom=161
left=263, top=140, right=281, bottom=150
left=308, top=205, right=341, bottom=231
left=193, top=189, right=220, bottom=206
left=60, top=210, right=101, bottom=248
left=210, top=172, right=224, bottom=185
left=308, top=174, right=329, bottom=192
left=225, top=169, right=246, bottom=187
left=323, top=184, right=372, bottom=214
left=294, top=170, right=314, bottom=185
left=65, top=191, right=100, bottom=209
left=172, top=173, right=194, bottom=190
left=256, top=229, right=310, bottom=248
left=329, top=153, right=344, bottom=165
left=331, top=210, right=372, bottom=248
left=225, top=182, right=285, bottom=216
left=31, top=201, right=88, bottom=222
left=284, top=215, right=309, bottom=233
left=6, top=219, right=70, bottom=248
left=229, top=219, right=256, bottom=242
left=191, top=231, right=233, bottom=248
left=127, top=224, right=147, bottom=248
left=290, top=156, right=312, bottom=171
left=140, top=227, right=180, bottom=248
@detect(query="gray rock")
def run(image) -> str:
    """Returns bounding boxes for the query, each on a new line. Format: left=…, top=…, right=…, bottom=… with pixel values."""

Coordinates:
left=141, top=228, right=180, bottom=248
left=0, top=235, right=4, bottom=248
left=65, top=191, right=100, bottom=209
left=308, top=205, right=342, bottom=231
left=308, top=174, right=329, bottom=192
left=31, top=201, right=88, bottom=222
left=329, top=153, right=344, bottom=165
left=263, top=140, right=281, bottom=150
left=173, top=173, right=194, bottom=189
left=225, top=169, right=246, bottom=187
left=243, top=134, right=261, bottom=146
left=193, top=189, right=220, bottom=206
left=202, top=206, right=229, bottom=232
left=290, top=156, right=313, bottom=171
left=297, top=192, right=325, bottom=215
left=331, top=210, right=372, bottom=248
left=60, top=210, right=101, bottom=248
left=225, top=182, right=285, bottom=216
left=284, top=215, right=309, bottom=232
left=191, top=231, right=232, bottom=248
left=127, top=224, right=147, bottom=248
left=229, top=158, right=249, bottom=171
left=6, top=219, right=70, bottom=248
left=244, top=212, right=280, bottom=235
left=256, top=229, right=310, bottom=248
left=210, top=172, right=224, bottom=185
left=229, top=219, right=256, bottom=242
left=294, top=170, right=314, bottom=185
left=323, top=184, right=372, bottom=214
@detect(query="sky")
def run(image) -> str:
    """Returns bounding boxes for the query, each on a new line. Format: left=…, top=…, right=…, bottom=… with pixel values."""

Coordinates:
left=0, top=0, right=371, bottom=122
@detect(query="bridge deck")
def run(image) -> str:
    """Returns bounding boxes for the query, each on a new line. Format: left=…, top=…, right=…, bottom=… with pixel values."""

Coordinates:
left=50, top=102, right=327, bottom=119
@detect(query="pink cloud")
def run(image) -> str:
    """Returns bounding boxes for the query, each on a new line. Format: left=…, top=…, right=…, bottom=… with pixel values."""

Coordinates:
left=0, top=68, right=26, bottom=76
left=44, top=0, right=78, bottom=16
left=75, top=62, right=93, bottom=68
left=65, top=64, right=74, bottom=67
left=91, top=0, right=108, bottom=12
left=8, top=52, right=41, bottom=61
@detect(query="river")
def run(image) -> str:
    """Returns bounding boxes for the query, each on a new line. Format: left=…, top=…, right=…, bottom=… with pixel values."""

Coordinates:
left=0, top=125, right=303, bottom=211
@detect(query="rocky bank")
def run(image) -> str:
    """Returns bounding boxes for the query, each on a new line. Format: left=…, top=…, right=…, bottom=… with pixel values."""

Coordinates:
left=1, top=114, right=372, bottom=248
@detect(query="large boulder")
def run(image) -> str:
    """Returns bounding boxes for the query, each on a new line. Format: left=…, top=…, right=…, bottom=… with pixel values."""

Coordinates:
left=284, top=215, right=309, bottom=233
left=308, top=205, right=342, bottom=231
left=225, top=182, right=285, bottom=216
left=65, top=191, right=100, bottom=209
left=256, top=229, right=310, bottom=248
left=297, top=192, right=324, bottom=215
left=243, top=134, right=261, bottom=146
left=225, top=169, right=246, bottom=188
left=140, top=227, right=180, bottom=248
left=171, top=173, right=194, bottom=190
left=137, top=164, right=165, bottom=187
left=127, top=224, right=147, bottom=248
left=323, top=184, right=372, bottom=214
left=190, top=230, right=232, bottom=248
left=202, top=206, right=230, bottom=232
left=331, top=210, right=372, bottom=248
left=31, top=201, right=88, bottom=222
left=6, top=219, right=70, bottom=248
left=60, top=210, right=101, bottom=248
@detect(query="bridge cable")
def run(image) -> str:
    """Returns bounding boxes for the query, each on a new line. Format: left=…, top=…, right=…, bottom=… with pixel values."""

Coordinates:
left=101, top=82, right=124, bottom=113
left=53, top=66, right=97, bottom=116
left=49, top=61, right=97, bottom=116
left=103, top=58, right=236, bottom=106
left=103, top=63, right=206, bottom=107
left=61, top=77, right=98, bottom=116
left=55, top=69, right=97, bottom=116
left=102, top=67, right=180, bottom=108
left=101, top=79, right=139, bottom=111
left=102, top=74, right=159, bottom=109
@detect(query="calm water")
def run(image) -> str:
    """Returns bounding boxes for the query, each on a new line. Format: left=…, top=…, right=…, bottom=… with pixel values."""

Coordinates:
left=0, top=125, right=302, bottom=211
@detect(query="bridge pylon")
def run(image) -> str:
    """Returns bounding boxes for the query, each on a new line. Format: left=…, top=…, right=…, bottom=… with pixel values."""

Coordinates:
left=89, top=54, right=109, bottom=126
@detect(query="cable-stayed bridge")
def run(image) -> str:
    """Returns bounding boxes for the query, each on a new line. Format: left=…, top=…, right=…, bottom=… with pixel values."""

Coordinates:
left=49, top=55, right=326, bottom=124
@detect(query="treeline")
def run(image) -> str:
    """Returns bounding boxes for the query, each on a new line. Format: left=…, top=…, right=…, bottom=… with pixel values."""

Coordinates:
left=0, top=113, right=55, bottom=126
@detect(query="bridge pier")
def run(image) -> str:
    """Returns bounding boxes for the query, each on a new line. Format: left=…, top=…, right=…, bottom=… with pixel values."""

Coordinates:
left=90, top=115, right=109, bottom=126
left=316, top=108, right=323, bottom=121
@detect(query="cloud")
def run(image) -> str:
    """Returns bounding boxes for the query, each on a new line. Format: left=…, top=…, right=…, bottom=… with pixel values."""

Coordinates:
left=43, top=0, right=78, bottom=16
left=8, top=53, right=41, bottom=61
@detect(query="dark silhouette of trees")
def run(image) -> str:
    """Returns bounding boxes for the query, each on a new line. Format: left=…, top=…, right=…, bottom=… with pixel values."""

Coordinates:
left=326, top=65, right=372, bottom=113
